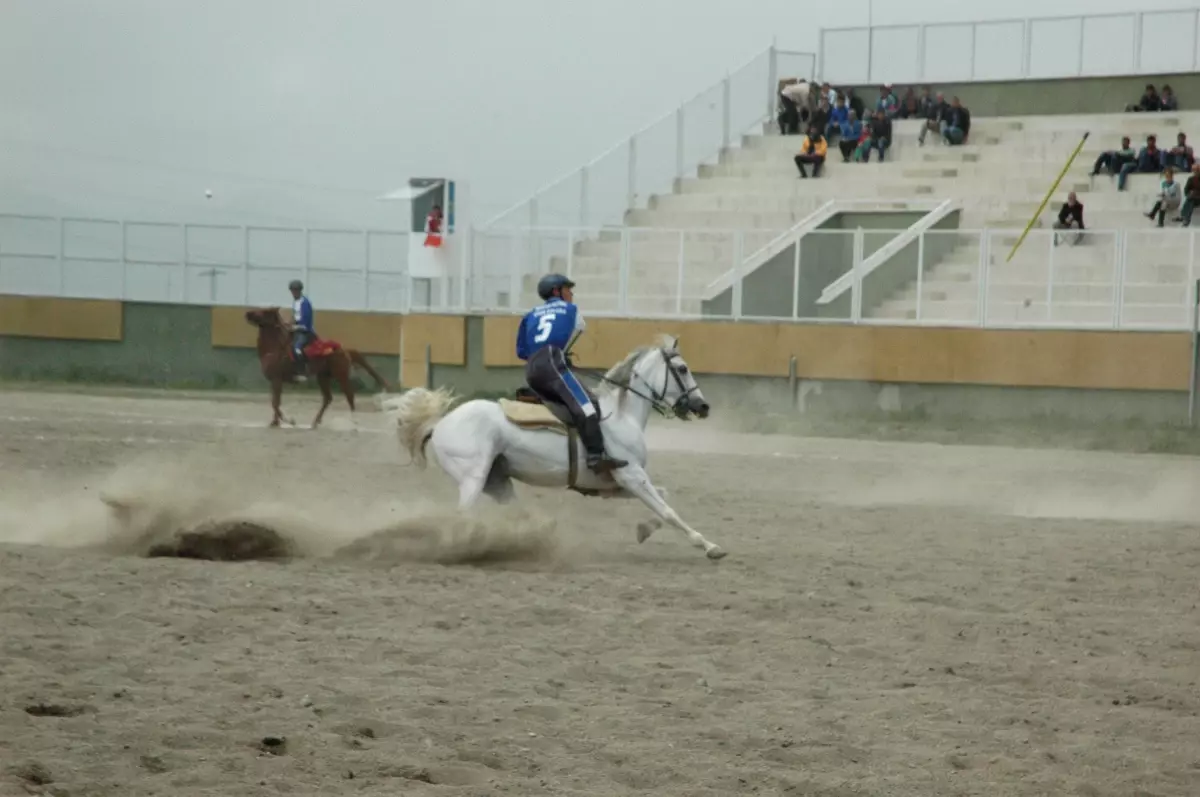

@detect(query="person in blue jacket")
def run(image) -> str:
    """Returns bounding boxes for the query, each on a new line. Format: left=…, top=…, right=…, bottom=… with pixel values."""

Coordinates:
left=288, top=279, right=315, bottom=371
left=516, top=273, right=627, bottom=474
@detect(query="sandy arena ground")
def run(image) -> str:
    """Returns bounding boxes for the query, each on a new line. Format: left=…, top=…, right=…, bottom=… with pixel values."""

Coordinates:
left=1, top=387, right=1199, bottom=796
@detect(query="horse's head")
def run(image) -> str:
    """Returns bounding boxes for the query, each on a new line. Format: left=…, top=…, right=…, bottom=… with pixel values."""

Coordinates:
left=611, top=334, right=709, bottom=420
left=245, top=307, right=285, bottom=330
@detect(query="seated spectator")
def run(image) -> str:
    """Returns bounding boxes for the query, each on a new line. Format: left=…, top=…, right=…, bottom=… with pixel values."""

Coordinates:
left=1090, top=136, right=1136, bottom=177
left=1176, top=163, right=1200, bottom=226
left=1169, top=132, right=1194, bottom=170
left=793, top=125, right=828, bottom=178
left=876, top=85, right=898, bottom=119
left=778, top=78, right=810, bottom=135
left=899, top=92, right=920, bottom=120
left=860, top=110, right=892, bottom=162
left=838, top=111, right=863, bottom=162
left=943, top=97, right=970, bottom=145
left=1053, top=192, right=1085, bottom=246
left=918, top=91, right=950, bottom=146
left=1161, top=84, right=1179, bottom=111
left=1118, top=135, right=1166, bottom=191
left=1127, top=84, right=1161, bottom=113
left=1147, top=167, right=1182, bottom=227
left=826, top=96, right=849, bottom=142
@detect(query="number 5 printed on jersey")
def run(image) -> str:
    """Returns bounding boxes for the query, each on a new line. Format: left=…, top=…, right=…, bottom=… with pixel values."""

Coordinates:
left=534, top=313, right=557, bottom=343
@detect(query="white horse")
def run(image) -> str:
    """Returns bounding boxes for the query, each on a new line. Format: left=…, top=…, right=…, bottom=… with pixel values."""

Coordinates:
left=384, top=334, right=725, bottom=560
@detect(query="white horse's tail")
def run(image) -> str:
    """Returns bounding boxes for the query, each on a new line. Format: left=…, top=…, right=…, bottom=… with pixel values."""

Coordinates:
left=381, top=387, right=458, bottom=468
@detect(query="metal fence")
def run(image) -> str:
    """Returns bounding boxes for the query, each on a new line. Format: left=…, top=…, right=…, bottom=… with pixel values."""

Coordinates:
left=480, top=46, right=818, bottom=232
left=467, top=225, right=1199, bottom=331
left=3, top=214, right=1197, bottom=329
left=0, top=213, right=412, bottom=312
left=820, top=9, right=1200, bottom=85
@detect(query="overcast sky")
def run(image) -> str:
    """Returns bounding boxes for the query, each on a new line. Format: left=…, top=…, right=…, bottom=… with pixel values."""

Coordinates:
left=1, top=0, right=1197, bottom=230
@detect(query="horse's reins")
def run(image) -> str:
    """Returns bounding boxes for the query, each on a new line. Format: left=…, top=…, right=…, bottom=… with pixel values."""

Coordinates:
left=569, top=345, right=697, bottom=419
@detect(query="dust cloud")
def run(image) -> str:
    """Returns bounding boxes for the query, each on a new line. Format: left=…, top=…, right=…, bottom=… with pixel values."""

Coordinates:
left=0, top=456, right=562, bottom=566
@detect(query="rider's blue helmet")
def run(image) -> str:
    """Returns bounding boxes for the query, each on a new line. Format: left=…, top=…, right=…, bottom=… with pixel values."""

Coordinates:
left=536, top=273, right=575, bottom=301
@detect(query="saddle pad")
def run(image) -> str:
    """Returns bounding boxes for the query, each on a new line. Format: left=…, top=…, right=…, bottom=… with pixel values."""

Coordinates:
left=497, top=398, right=568, bottom=435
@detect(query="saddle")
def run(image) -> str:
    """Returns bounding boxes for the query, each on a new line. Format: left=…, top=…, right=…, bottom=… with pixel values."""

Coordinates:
left=289, top=336, right=342, bottom=362
left=497, top=387, right=599, bottom=497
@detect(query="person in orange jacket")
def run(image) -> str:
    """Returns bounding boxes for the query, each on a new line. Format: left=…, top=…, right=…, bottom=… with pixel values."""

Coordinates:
left=793, top=124, right=828, bottom=178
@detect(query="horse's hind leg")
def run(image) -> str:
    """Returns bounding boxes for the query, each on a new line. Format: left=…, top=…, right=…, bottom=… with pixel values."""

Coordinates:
left=482, top=456, right=516, bottom=504
left=336, top=356, right=356, bottom=413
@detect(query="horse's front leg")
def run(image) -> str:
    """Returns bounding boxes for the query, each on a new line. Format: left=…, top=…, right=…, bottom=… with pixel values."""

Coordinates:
left=269, top=377, right=284, bottom=427
left=611, top=465, right=724, bottom=560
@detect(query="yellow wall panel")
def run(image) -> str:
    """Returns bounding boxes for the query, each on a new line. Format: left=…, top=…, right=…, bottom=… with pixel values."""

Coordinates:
left=212, top=306, right=403, bottom=355
left=479, top=313, right=1191, bottom=392
left=400, top=315, right=466, bottom=389
left=0, top=297, right=122, bottom=341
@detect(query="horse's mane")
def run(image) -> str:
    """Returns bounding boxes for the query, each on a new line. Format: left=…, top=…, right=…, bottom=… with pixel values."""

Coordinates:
left=601, top=334, right=678, bottom=397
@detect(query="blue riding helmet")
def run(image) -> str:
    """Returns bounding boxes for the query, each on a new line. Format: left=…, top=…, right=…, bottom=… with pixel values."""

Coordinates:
left=536, top=273, right=575, bottom=301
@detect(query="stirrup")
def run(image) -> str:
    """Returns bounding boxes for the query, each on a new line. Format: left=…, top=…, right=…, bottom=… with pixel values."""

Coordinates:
left=587, top=453, right=628, bottom=473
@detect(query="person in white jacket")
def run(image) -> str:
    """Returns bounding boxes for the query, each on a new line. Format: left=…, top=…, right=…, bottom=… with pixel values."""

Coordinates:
left=1147, top=167, right=1182, bottom=228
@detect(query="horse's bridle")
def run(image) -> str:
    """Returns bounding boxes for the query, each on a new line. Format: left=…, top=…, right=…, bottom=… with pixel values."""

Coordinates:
left=588, top=347, right=700, bottom=419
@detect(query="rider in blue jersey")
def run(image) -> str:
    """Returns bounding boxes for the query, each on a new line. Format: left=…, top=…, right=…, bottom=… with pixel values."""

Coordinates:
left=516, top=273, right=627, bottom=474
left=288, top=279, right=315, bottom=373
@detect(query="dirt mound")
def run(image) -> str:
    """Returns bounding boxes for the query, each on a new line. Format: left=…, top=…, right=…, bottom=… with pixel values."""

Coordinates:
left=145, top=520, right=296, bottom=562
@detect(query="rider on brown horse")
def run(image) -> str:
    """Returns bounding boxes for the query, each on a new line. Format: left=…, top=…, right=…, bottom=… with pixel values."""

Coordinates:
left=288, top=279, right=315, bottom=380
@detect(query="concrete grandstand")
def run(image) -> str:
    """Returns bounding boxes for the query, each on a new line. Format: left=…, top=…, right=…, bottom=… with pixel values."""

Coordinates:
left=475, top=13, right=1200, bottom=332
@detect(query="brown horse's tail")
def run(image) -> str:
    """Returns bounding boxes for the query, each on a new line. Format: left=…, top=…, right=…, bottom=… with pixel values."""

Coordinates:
left=346, top=349, right=391, bottom=391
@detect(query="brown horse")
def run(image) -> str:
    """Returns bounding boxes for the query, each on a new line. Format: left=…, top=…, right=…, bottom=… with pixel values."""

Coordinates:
left=244, top=307, right=390, bottom=428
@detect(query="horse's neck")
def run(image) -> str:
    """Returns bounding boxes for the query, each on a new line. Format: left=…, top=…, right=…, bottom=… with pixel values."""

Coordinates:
left=258, top=328, right=286, bottom=355
left=608, top=355, right=658, bottom=430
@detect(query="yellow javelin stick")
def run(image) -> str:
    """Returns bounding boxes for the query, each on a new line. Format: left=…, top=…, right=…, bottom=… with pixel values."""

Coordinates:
left=1006, top=130, right=1090, bottom=263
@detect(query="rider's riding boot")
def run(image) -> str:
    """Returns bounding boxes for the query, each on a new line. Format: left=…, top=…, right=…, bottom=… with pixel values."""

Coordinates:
left=580, top=415, right=627, bottom=473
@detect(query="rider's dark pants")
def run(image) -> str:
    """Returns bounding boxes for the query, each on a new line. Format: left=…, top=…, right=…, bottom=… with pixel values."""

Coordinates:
left=525, top=346, right=606, bottom=456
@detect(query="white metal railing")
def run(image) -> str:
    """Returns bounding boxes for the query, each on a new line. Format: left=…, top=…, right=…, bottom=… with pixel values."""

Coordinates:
left=465, top=225, right=1200, bottom=330
left=818, top=199, right=961, bottom=309
left=480, top=46, right=817, bottom=232
left=706, top=197, right=954, bottom=300
left=6, top=213, right=1198, bottom=330
left=820, top=9, right=1200, bottom=85
left=0, top=213, right=417, bottom=312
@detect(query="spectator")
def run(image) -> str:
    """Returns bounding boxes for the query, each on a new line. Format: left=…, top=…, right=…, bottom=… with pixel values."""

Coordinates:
left=1128, top=84, right=1161, bottom=113
left=1090, top=136, right=1136, bottom=178
left=1176, top=163, right=1200, bottom=226
left=917, top=86, right=937, bottom=115
left=819, top=82, right=837, bottom=107
left=1118, top=135, right=1166, bottom=191
left=899, top=93, right=920, bottom=119
left=811, top=97, right=832, bottom=144
left=918, top=91, right=950, bottom=146
left=778, top=78, right=809, bottom=135
left=826, top=96, right=849, bottom=142
left=1146, top=167, right=1182, bottom=227
left=1169, top=132, right=1194, bottom=170
left=845, top=87, right=865, bottom=120
left=793, top=125, right=828, bottom=178
left=1053, top=191, right=1085, bottom=246
left=1161, top=85, right=1179, bottom=111
left=838, top=110, right=863, bottom=162
left=860, top=110, right=892, bottom=163
left=877, top=85, right=899, bottom=119
left=943, top=97, right=970, bottom=145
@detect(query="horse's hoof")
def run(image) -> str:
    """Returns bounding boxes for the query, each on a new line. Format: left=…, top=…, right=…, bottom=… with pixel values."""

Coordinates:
left=706, top=546, right=727, bottom=561
left=636, top=520, right=660, bottom=544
